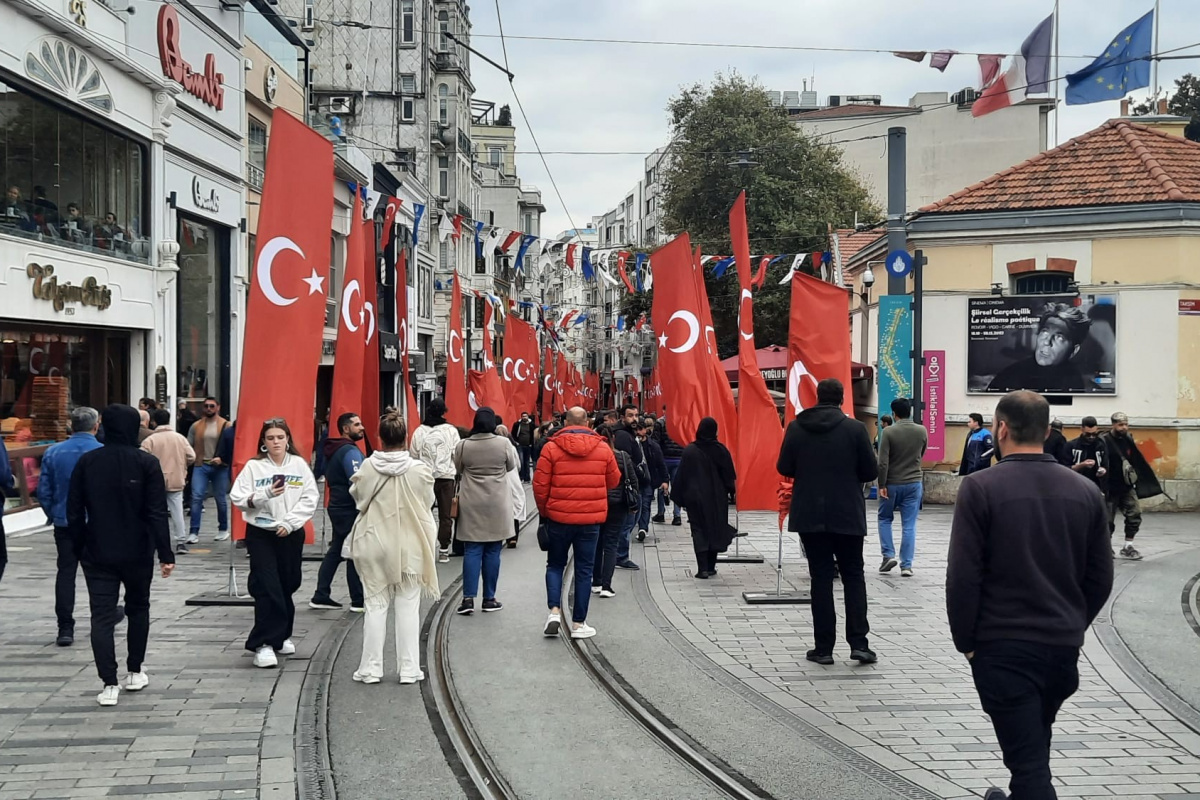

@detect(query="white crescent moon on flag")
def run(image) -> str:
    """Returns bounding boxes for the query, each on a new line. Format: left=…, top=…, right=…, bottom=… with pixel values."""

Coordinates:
left=739, top=289, right=754, bottom=341
left=257, top=236, right=305, bottom=307
left=514, top=359, right=530, bottom=382
left=502, top=357, right=515, bottom=382
left=341, top=280, right=362, bottom=332
left=468, top=391, right=480, bottom=411
left=363, top=302, right=376, bottom=345
left=704, top=325, right=716, bottom=354
left=544, top=374, right=553, bottom=392
left=666, top=311, right=700, bottom=354
left=449, top=329, right=463, bottom=363
left=28, top=346, right=45, bottom=375
left=399, top=320, right=409, bottom=358
left=788, top=359, right=815, bottom=412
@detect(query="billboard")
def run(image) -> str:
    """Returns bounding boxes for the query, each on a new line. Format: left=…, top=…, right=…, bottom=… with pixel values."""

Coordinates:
left=877, top=295, right=914, bottom=417
left=967, top=295, right=1116, bottom=394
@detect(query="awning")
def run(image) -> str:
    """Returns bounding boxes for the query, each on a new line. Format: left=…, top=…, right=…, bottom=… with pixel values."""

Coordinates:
left=719, top=345, right=873, bottom=383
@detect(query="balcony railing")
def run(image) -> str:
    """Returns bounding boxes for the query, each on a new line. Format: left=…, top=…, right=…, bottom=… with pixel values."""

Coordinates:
left=246, top=161, right=265, bottom=192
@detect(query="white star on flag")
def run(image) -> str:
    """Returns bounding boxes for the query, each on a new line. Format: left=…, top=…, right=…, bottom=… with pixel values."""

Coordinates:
left=303, top=269, right=325, bottom=295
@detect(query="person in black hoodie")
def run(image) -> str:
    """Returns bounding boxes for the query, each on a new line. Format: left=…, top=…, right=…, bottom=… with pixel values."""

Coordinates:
left=776, top=379, right=879, bottom=665
left=613, top=404, right=648, bottom=570
left=635, top=417, right=669, bottom=542
left=672, top=418, right=737, bottom=579
left=511, top=412, right=536, bottom=483
left=1043, top=418, right=1072, bottom=467
left=67, top=404, right=175, bottom=707
left=652, top=412, right=685, bottom=525
left=310, top=413, right=365, bottom=611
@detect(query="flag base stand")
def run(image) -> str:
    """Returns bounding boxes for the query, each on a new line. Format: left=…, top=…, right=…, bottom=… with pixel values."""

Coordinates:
left=186, top=539, right=254, bottom=607
left=717, top=509, right=764, bottom=564
left=741, top=528, right=811, bottom=605
left=301, top=507, right=329, bottom=562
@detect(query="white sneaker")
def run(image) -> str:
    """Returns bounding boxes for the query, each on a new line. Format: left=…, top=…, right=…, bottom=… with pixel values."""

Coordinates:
left=399, top=671, right=426, bottom=685
left=437, top=548, right=451, bottom=564
left=543, top=613, right=561, bottom=637
left=124, top=672, right=149, bottom=692
left=599, top=588, right=616, bottom=598
left=352, top=671, right=380, bottom=684
left=97, top=685, right=119, bottom=706
left=590, top=586, right=602, bottom=595
left=214, top=532, right=231, bottom=542
left=186, top=534, right=200, bottom=545
left=278, top=639, right=296, bottom=656
left=570, top=623, right=597, bottom=640
left=253, top=645, right=278, bottom=668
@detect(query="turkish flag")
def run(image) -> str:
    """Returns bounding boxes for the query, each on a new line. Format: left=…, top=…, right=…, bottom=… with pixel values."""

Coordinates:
left=503, top=315, right=538, bottom=416
left=360, top=217, right=381, bottom=447
left=395, top=248, right=420, bottom=434
left=379, top=196, right=402, bottom=251
left=476, top=302, right=511, bottom=422
left=651, top=234, right=710, bottom=448
left=554, top=353, right=568, bottom=414
left=329, top=194, right=370, bottom=452
left=232, top=110, right=333, bottom=543
left=540, top=347, right=555, bottom=422
left=692, top=246, right=738, bottom=454
left=444, top=277, right=472, bottom=428
left=787, top=272, right=855, bottom=418
left=731, top=192, right=783, bottom=511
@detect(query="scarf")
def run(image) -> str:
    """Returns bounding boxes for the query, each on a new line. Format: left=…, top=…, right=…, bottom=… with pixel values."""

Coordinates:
left=693, top=417, right=736, bottom=490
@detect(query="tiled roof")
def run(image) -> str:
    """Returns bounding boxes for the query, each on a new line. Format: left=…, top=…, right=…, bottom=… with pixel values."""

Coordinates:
left=791, top=104, right=917, bottom=120
left=918, top=120, right=1200, bottom=214
left=834, top=228, right=886, bottom=263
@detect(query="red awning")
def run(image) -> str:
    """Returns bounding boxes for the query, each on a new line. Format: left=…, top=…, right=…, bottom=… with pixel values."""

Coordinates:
left=720, top=345, right=872, bottom=383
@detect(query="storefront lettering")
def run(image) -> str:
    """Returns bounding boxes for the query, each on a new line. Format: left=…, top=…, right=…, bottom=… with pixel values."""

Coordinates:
left=26, top=263, right=112, bottom=312
left=70, top=0, right=87, bottom=27
left=191, top=176, right=220, bottom=213
left=157, top=5, right=226, bottom=111
left=383, top=343, right=399, bottom=362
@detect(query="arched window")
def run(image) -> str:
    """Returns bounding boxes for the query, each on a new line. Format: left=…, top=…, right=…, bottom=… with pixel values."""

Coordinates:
left=437, top=84, right=448, bottom=126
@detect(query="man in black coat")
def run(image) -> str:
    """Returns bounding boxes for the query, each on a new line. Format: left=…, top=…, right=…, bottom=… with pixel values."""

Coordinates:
left=635, top=418, right=670, bottom=541
left=613, top=404, right=647, bottom=569
left=776, top=379, right=879, bottom=665
left=68, top=404, right=175, bottom=707
left=511, top=412, right=536, bottom=483
left=1043, top=419, right=1072, bottom=467
left=652, top=411, right=685, bottom=525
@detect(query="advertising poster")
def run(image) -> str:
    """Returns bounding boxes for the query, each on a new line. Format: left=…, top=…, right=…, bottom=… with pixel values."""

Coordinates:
left=923, top=350, right=945, bottom=461
left=877, top=295, right=913, bottom=416
left=967, top=295, right=1116, bottom=394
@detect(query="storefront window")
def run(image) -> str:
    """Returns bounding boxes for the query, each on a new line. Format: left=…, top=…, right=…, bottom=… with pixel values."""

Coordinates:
left=1, top=329, right=92, bottom=442
left=177, top=216, right=229, bottom=411
left=0, top=78, right=149, bottom=261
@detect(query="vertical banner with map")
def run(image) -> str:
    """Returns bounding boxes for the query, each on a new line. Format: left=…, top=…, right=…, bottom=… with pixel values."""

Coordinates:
left=923, top=350, right=945, bottom=461
left=877, top=295, right=913, bottom=419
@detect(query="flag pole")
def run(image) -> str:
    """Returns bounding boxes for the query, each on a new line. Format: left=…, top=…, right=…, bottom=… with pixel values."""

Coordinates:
left=1053, top=0, right=1061, bottom=146
left=1152, top=0, right=1162, bottom=99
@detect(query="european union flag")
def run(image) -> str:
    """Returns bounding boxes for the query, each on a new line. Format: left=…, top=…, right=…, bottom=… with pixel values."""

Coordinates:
left=1065, top=10, right=1153, bottom=105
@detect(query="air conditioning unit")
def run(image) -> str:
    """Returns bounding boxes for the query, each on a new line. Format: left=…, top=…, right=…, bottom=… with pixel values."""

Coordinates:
left=952, top=88, right=979, bottom=107
left=329, top=96, right=353, bottom=114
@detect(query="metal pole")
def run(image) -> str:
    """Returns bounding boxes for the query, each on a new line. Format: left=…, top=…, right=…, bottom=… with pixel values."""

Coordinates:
left=774, top=527, right=784, bottom=596
left=225, top=532, right=238, bottom=596
left=1152, top=0, right=1161, bottom=100
left=912, top=251, right=926, bottom=424
left=885, top=128, right=907, bottom=298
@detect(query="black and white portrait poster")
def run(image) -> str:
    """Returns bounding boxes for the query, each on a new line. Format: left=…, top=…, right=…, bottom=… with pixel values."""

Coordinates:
left=967, top=295, right=1116, bottom=394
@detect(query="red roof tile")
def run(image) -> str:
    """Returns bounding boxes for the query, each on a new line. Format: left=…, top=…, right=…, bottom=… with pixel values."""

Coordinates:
left=918, top=120, right=1200, bottom=214
left=834, top=228, right=886, bottom=263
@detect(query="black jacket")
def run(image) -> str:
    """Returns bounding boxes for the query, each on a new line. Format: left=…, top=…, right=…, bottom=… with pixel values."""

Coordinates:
left=512, top=418, right=535, bottom=447
left=1102, top=432, right=1163, bottom=500
left=1043, top=429, right=1072, bottom=467
left=642, top=436, right=669, bottom=487
left=67, top=404, right=173, bottom=566
left=653, top=419, right=684, bottom=461
left=613, top=423, right=648, bottom=484
left=216, top=422, right=236, bottom=466
left=776, top=405, right=878, bottom=536
left=321, top=437, right=364, bottom=513
left=606, top=449, right=640, bottom=508
left=673, top=439, right=737, bottom=552
left=1067, top=434, right=1109, bottom=492
left=947, top=454, right=1113, bottom=654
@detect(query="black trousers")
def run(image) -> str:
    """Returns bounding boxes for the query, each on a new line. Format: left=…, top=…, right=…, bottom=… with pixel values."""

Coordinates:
left=593, top=504, right=630, bottom=590
left=53, top=526, right=80, bottom=631
left=971, top=640, right=1080, bottom=800
left=693, top=543, right=719, bottom=573
left=82, top=560, right=153, bottom=686
left=433, top=479, right=456, bottom=551
left=0, top=516, right=6, bottom=585
left=245, top=525, right=305, bottom=651
left=313, top=509, right=362, bottom=606
left=799, top=532, right=869, bottom=654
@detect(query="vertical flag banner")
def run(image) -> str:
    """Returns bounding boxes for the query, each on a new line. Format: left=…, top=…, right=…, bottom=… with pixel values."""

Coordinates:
left=329, top=192, right=368, bottom=450
left=877, top=294, right=913, bottom=423
left=651, top=234, right=710, bottom=448
left=478, top=302, right=512, bottom=422
left=730, top=192, right=783, bottom=511
left=692, top=247, right=738, bottom=454
left=445, top=278, right=472, bottom=428
left=786, top=272, right=855, bottom=418
left=396, top=248, right=421, bottom=433
left=541, top=347, right=555, bottom=421
left=924, top=350, right=946, bottom=461
left=411, top=203, right=425, bottom=247
left=360, top=216, right=381, bottom=445
left=233, top=110, right=333, bottom=543
left=504, top=315, right=539, bottom=416
left=554, top=354, right=568, bottom=415
left=379, top=196, right=402, bottom=251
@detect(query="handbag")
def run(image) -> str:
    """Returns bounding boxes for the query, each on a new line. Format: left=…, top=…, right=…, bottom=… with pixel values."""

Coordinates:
left=449, top=483, right=461, bottom=519
left=620, top=452, right=639, bottom=507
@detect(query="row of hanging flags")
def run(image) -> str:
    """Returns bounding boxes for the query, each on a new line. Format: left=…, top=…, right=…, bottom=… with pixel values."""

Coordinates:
left=893, top=7, right=1156, bottom=116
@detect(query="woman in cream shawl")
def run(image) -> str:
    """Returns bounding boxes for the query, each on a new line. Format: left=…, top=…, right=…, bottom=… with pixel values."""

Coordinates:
left=347, top=409, right=440, bottom=684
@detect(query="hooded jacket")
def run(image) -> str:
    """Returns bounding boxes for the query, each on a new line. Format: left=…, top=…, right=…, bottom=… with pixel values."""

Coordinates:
left=229, top=452, right=320, bottom=532
left=410, top=420, right=461, bottom=480
left=776, top=404, right=878, bottom=536
left=534, top=425, right=621, bottom=525
left=67, top=404, right=174, bottom=566
left=347, top=450, right=440, bottom=609
left=321, top=436, right=364, bottom=513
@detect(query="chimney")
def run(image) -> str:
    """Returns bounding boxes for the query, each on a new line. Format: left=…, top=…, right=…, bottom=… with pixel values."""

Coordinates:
left=1158, top=98, right=1169, bottom=115
left=1120, top=98, right=1131, bottom=117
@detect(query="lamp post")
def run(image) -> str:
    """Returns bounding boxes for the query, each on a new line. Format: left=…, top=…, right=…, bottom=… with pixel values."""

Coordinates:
left=860, top=262, right=878, bottom=373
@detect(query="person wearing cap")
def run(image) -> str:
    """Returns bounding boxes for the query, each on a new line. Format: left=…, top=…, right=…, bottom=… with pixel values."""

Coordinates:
left=1100, top=413, right=1163, bottom=560
left=1043, top=419, right=1072, bottom=468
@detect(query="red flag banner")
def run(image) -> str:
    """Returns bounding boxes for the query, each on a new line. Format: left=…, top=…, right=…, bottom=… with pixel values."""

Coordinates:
left=445, top=278, right=472, bottom=428
left=395, top=248, right=420, bottom=433
left=731, top=192, right=784, bottom=511
left=360, top=216, right=381, bottom=446
left=503, top=315, right=539, bottom=416
left=467, top=369, right=486, bottom=414
left=477, top=302, right=512, bottom=422
left=651, top=235, right=710, bottom=448
left=787, top=272, right=855, bottom=418
left=692, top=246, right=738, bottom=454
left=329, top=193, right=369, bottom=452
left=379, top=196, right=402, bottom=251
left=554, top=353, right=568, bottom=414
left=233, top=110, right=333, bottom=543
left=541, top=348, right=555, bottom=422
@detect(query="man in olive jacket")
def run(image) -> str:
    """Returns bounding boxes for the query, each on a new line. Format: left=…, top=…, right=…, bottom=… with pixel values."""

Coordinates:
left=777, top=379, right=879, bottom=665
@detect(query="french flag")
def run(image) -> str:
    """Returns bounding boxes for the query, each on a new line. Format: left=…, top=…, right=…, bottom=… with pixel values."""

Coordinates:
left=972, top=13, right=1053, bottom=118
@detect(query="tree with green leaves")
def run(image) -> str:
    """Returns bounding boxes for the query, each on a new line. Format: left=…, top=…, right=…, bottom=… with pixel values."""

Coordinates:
left=1131, top=73, right=1200, bottom=142
left=622, top=73, right=879, bottom=359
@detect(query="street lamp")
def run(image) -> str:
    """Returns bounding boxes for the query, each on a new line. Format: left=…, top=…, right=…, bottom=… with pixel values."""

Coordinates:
left=860, top=261, right=882, bottom=374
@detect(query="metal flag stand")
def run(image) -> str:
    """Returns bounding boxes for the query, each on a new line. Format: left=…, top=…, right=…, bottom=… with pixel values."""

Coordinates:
left=742, top=521, right=810, bottom=605
left=186, top=533, right=255, bottom=607
left=717, top=507, right=764, bottom=564
left=301, top=479, right=328, bottom=562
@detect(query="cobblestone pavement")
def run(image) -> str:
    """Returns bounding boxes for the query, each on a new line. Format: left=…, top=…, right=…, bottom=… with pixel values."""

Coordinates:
left=643, top=505, right=1200, bottom=799
left=0, top=501, right=347, bottom=800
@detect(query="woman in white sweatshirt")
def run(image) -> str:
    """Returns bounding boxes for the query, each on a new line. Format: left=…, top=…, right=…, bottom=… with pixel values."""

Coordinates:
left=229, top=418, right=319, bottom=668
left=347, top=410, right=440, bottom=684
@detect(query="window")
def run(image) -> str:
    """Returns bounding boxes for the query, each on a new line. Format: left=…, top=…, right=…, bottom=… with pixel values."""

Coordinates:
left=522, top=212, right=532, bottom=233
left=177, top=216, right=230, bottom=406
left=400, top=0, right=415, bottom=44
left=245, top=4, right=303, bottom=81
left=488, top=146, right=503, bottom=167
left=1014, top=272, right=1071, bottom=295
left=418, top=266, right=432, bottom=319
left=474, top=251, right=486, bottom=275
left=645, top=197, right=653, bottom=215
left=0, top=79, right=148, bottom=261
left=438, top=11, right=450, bottom=52
left=437, top=155, right=449, bottom=197
left=326, top=234, right=343, bottom=329
left=618, top=223, right=625, bottom=242
left=439, top=240, right=449, bottom=271
left=437, top=84, right=448, bottom=126
left=473, top=296, right=485, bottom=328
left=247, top=117, right=267, bottom=190
left=645, top=167, right=654, bottom=185
left=400, top=75, right=416, bottom=122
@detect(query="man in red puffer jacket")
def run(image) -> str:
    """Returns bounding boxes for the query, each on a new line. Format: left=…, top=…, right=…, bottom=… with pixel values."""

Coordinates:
left=534, top=406, right=620, bottom=641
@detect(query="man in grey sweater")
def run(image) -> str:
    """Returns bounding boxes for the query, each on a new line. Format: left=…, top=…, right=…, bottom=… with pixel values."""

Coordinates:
left=877, top=397, right=928, bottom=577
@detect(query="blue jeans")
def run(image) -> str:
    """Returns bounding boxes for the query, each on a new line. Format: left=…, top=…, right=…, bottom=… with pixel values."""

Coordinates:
left=518, top=445, right=533, bottom=482
left=658, top=461, right=681, bottom=519
left=636, top=484, right=655, bottom=533
left=616, top=502, right=640, bottom=562
left=462, top=541, right=503, bottom=600
left=878, top=481, right=923, bottom=569
left=190, top=463, right=229, bottom=534
left=544, top=521, right=599, bottom=623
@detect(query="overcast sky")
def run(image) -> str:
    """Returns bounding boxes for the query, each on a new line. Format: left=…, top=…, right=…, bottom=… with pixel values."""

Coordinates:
left=468, top=0, right=1198, bottom=237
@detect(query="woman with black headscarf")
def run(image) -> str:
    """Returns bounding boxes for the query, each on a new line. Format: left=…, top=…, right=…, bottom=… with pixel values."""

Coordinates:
left=452, top=408, right=517, bottom=615
left=671, top=418, right=737, bottom=579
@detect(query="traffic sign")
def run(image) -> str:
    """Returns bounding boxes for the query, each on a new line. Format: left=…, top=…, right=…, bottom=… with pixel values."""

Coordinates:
left=885, top=250, right=913, bottom=278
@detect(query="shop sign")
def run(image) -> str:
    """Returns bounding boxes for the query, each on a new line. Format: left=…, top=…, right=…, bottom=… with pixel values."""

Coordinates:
left=192, top=176, right=220, bottom=213
left=26, top=262, right=112, bottom=312
left=1180, top=299, right=1200, bottom=316
left=760, top=368, right=786, bottom=381
left=70, top=0, right=87, bottom=26
left=157, top=5, right=225, bottom=111
left=923, top=350, right=945, bottom=461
